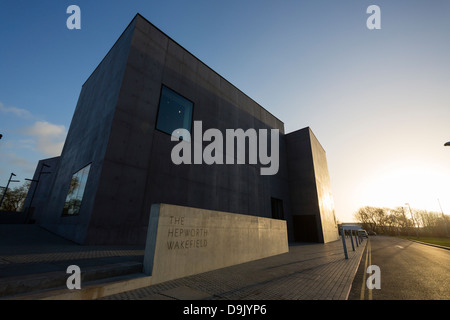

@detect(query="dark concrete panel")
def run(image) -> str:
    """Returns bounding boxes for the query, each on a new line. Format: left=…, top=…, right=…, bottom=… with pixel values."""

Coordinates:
left=35, top=14, right=334, bottom=245
left=286, top=127, right=338, bottom=243
left=309, top=130, right=339, bottom=243
left=22, top=157, right=60, bottom=224
left=38, top=18, right=137, bottom=244
left=80, top=15, right=291, bottom=244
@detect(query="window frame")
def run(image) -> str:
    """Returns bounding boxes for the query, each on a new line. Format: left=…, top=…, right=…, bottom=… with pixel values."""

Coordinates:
left=61, top=163, right=92, bottom=217
left=155, top=84, right=195, bottom=141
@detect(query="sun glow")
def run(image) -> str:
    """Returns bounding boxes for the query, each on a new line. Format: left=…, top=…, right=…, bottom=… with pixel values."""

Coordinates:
left=356, top=162, right=450, bottom=214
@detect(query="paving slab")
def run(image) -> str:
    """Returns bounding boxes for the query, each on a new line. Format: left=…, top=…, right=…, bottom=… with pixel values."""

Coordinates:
left=102, top=239, right=366, bottom=300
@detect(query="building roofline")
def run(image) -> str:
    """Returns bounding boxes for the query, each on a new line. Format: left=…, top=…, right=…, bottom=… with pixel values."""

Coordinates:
left=286, top=126, right=327, bottom=153
left=82, top=14, right=138, bottom=88
left=82, top=13, right=284, bottom=128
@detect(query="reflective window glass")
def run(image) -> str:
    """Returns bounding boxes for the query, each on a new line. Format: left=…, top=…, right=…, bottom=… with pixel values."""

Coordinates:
left=62, top=164, right=91, bottom=216
left=156, top=86, right=193, bottom=140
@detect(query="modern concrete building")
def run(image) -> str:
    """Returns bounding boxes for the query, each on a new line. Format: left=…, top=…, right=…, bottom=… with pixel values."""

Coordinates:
left=25, top=14, right=339, bottom=245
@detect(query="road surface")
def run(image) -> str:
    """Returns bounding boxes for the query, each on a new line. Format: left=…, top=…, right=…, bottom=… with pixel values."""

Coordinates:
left=348, top=236, right=450, bottom=300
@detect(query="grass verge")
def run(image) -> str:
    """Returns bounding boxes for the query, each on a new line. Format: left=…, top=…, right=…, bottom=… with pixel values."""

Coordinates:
left=397, top=236, right=450, bottom=248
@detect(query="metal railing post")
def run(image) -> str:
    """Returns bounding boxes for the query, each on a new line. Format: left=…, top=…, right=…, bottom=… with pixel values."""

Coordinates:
left=341, top=227, right=348, bottom=259
left=350, top=229, right=355, bottom=251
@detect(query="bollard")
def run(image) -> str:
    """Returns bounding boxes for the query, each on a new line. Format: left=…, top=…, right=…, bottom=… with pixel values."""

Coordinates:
left=350, top=230, right=355, bottom=251
left=341, top=227, right=348, bottom=259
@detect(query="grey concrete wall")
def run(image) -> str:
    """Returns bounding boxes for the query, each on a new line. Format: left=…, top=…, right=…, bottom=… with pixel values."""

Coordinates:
left=286, top=128, right=338, bottom=243
left=38, top=18, right=137, bottom=243
left=286, top=127, right=321, bottom=242
left=36, top=14, right=335, bottom=245
left=83, top=14, right=292, bottom=244
left=309, top=131, right=339, bottom=243
left=143, top=203, right=288, bottom=284
left=22, top=157, right=60, bottom=223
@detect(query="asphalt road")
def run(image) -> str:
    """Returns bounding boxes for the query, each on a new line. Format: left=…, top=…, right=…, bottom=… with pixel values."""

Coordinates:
left=348, top=236, right=450, bottom=300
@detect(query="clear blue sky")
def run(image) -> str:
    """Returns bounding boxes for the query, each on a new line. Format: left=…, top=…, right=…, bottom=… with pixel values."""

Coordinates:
left=1, top=0, right=449, bottom=222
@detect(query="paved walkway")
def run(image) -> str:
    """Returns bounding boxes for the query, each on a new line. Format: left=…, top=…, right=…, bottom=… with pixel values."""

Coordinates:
left=0, top=224, right=366, bottom=300
left=102, top=240, right=365, bottom=300
left=0, top=225, right=143, bottom=273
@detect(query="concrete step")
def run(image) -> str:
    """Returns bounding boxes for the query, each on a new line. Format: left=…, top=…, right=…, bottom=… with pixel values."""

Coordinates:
left=6, top=272, right=153, bottom=300
left=0, top=261, right=143, bottom=299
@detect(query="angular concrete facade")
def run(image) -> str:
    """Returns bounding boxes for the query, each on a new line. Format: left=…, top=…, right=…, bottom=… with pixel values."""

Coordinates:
left=28, top=14, right=339, bottom=245
left=286, top=128, right=338, bottom=243
left=22, top=156, right=60, bottom=224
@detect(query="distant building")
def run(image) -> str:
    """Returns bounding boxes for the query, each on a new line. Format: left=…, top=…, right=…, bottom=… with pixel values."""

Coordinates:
left=25, top=14, right=339, bottom=245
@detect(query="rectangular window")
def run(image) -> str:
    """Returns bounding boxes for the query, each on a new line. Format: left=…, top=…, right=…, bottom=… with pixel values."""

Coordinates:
left=62, top=164, right=91, bottom=216
left=156, top=85, right=193, bottom=140
left=271, top=197, right=284, bottom=220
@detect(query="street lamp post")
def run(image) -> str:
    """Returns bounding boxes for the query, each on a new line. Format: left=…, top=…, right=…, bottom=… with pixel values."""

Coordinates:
left=437, top=198, right=449, bottom=238
left=0, top=173, right=20, bottom=209
left=442, top=143, right=449, bottom=236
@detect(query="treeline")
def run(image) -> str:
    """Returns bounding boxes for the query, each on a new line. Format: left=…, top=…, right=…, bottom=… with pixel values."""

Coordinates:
left=0, top=181, right=30, bottom=212
left=354, top=206, right=450, bottom=237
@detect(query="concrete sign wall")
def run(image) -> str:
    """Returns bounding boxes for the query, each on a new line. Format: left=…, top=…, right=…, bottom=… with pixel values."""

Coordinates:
left=144, top=203, right=288, bottom=284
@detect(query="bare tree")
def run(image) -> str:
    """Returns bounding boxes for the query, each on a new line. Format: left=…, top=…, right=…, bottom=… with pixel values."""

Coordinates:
left=354, top=206, right=387, bottom=233
left=354, top=205, right=448, bottom=237
left=0, top=182, right=31, bottom=212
